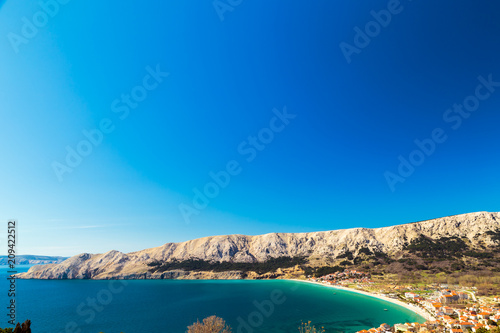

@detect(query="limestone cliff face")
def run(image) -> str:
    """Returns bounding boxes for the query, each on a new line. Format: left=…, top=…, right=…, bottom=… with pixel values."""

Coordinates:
left=17, top=211, right=500, bottom=280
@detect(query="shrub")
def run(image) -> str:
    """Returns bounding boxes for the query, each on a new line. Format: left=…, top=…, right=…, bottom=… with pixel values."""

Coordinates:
left=475, top=328, right=488, bottom=333
left=358, top=247, right=373, bottom=256
left=298, top=321, right=325, bottom=333
left=336, top=251, right=354, bottom=260
left=186, top=316, right=232, bottom=333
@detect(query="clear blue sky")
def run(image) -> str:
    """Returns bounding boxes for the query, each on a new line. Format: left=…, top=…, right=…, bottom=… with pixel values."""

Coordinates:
left=1, top=0, right=500, bottom=256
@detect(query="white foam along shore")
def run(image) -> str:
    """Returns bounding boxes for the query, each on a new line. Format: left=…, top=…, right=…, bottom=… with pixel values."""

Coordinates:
left=290, top=279, right=436, bottom=322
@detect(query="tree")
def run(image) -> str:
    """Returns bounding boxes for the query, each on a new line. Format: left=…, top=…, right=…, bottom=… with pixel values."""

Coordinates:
left=11, top=320, right=30, bottom=333
left=475, top=328, right=489, bottom=333
left=187, top=316, right=232, bottom=333
left=298, top=321, right=325, bottom=333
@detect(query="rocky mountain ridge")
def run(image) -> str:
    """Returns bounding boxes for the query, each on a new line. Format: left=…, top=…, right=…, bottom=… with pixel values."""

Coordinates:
left=0, top=255, right=67, bottom=265
left=17, top=211, right=500, bottom=280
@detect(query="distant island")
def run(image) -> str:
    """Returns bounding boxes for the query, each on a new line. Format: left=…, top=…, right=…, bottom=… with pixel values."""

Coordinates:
left=17, top=211, right=500, bottom=296
left=0, top=255, right=67, bottom=265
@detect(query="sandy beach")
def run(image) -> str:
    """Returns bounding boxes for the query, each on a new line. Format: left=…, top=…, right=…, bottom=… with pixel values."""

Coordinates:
left=290, top=279, right=436, bottom=322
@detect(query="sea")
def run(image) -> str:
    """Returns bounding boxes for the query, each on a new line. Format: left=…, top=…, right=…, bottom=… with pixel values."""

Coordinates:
left=0, top=266, right=423, bottom=333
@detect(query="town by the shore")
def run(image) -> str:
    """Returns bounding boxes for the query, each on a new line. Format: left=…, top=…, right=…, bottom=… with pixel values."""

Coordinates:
left=291, top=278, right=435, bottom=322
left=291, top=269, right=500, bottom=333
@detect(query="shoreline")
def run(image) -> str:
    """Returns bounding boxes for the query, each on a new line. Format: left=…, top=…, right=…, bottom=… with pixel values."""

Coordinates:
left=289, top=279, right=435, bottom=322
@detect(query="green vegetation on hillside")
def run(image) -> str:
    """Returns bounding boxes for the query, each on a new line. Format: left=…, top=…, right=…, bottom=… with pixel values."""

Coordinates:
left=307, top=266, right=345, bottom=277
left=486, top=229, right=500, bottom=244
left=336, top=251, right=353, bottom=260
left=358, top=247, right=373, bottom=256
left=405, top=235, right=467, bottom=258
left=148, top=256, right=307, bottom=275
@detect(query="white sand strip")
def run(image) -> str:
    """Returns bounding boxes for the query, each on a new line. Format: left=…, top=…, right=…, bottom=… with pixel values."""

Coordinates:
left=289, top=279, right=436, bottom=322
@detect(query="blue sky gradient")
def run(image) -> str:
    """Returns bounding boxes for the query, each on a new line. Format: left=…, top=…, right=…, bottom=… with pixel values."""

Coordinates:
left=1, top=0, right=500, bottom=256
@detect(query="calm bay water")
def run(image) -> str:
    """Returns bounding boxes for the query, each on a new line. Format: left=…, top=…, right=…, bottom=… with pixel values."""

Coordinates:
left=0, top=266, right=423, bottom=333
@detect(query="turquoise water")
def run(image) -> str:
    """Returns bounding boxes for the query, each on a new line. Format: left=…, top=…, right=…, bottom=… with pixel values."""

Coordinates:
left=0, top=266, right=423, bottom=333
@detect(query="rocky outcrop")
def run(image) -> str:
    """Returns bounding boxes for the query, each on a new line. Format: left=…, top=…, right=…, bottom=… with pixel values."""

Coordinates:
left=17, top=211, right=500, bottom=280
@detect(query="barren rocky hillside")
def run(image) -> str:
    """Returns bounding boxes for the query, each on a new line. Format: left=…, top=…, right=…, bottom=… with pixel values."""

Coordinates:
left=17, top=211, right=500, bottom=280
